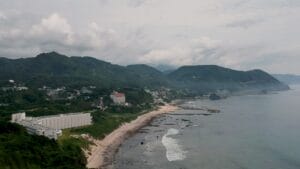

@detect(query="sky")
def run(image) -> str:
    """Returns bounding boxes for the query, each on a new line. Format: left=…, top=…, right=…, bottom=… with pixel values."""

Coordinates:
left=0, top=0, right=299, bottom=74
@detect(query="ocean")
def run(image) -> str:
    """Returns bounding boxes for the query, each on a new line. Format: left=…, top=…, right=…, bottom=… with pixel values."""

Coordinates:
left=113, top=85, right=300, bottom=169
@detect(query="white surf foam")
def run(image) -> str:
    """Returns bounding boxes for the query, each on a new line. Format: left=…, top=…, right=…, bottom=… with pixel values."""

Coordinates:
left=162, top=128, right=187, bottom=161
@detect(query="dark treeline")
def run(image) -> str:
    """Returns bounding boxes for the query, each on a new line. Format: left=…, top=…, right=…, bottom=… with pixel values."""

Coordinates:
left=0, top=52, right=288, bottom=91
left=0, top=121, right=86, bottom=169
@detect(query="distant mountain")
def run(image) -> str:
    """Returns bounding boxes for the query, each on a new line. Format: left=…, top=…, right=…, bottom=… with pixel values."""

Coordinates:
left=167, top=65, right=289, bottom=93
left=273, top=74, right=300, bottom=85
left=152, top=64, right=177, bottom=74
left=0, top=52, right=289, bottom=93
left=0, top=52, right=167, bottom=88
left=126, top=64, right=169, bottom=87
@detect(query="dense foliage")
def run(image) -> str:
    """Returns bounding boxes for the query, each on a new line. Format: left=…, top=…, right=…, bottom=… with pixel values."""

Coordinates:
left=0, top=87, right=154, bottom=168
left=168, top=65, right=289, bottom=92
left=0, top=87, right=153, bottom=120
left=0, top=121, right=86, bottom=169
left=0, top=52, right=168, bottom=89
left=0, top=52, right=288, bottom=92
left=71, top=88, right=154, bottom=138
left=0, top=88, right=94, bottom=121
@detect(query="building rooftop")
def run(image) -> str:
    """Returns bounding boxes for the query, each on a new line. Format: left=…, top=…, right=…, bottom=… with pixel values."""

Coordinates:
left=18, top=119, right=59, bottom=132
left=111, top=91, right=125, bottom=97
left=33, top=112, right=90, bottom=120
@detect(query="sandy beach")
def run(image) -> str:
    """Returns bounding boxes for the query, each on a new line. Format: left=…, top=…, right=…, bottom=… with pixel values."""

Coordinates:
left=85, top=104, right=178, bottom=169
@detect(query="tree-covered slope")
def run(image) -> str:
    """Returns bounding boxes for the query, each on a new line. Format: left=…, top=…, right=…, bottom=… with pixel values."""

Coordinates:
left=126, top=64, right=169, bottom=87
left=0, top=121, right=86, bottom=169
left=0, top=52, right=166, bottom=88
left=0, top=52, right=289, bottom=92
left=167, top=65, right=289, bottom=92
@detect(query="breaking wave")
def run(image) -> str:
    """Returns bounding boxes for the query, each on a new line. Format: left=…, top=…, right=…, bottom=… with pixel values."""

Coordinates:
left=162, top=128, right=187, bottom=161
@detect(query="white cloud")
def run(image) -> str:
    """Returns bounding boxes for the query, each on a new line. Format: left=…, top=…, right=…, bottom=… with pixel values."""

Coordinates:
left=0, top=13, right=122, bottom=59
left=30, top=13, right=74, bottom=45
left=139, top=37, right=221, bottom=66
left=86, top=22, right=120, bottom=49
left=31, top=13, right=72, bottom=35
left=0, top=0, right=300, bottom=74
left=0, top=12, right=7, bottom=20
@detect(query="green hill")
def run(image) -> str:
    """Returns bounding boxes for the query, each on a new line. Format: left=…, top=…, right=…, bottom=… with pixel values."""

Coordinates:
left=126, top=64, right=169, bottom=87
left=0, top=52, right=167, bottom=88
left=0, top=52, right=289, bottom=93
left=167, top=65, right=289, bottom=93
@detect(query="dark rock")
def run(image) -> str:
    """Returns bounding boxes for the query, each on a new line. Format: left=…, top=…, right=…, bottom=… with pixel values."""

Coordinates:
left=209, top=93, right=221, bottom=100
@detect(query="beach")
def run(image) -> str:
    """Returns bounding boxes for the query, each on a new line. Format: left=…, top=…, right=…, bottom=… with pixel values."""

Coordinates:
left=85, top=104, right=178, bottom=169
left=114, top=87, right=300, bottom=169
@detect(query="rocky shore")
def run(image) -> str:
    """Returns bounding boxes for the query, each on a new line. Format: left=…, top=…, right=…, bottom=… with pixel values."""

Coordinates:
left=85, top=104, right=178, bottom=169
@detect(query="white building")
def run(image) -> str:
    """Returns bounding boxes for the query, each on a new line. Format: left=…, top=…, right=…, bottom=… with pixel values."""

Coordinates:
left=11, top=112, right=92, bottom=139
left=34, top=113, right=92, bottom=130
left=110, top=91, right=126, bottom=105
left=11, top=112, right=26, bottom=122
left=16, top=86, right=28, bottom=91
left=18, top=120, right=62, bottom=140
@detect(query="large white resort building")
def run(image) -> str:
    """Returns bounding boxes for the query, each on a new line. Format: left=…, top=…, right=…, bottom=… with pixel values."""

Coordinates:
left=11, top=112, right=92, bottom=139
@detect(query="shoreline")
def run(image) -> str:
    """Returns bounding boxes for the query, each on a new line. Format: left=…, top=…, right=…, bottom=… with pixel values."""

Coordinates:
left=85, top=104, right=179, bottom=169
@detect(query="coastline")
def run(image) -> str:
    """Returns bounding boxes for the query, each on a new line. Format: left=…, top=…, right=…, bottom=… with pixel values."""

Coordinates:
left=85, top=104, right=178, bottom=169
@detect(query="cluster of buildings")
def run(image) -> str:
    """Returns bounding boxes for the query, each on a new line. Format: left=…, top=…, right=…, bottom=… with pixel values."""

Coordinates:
left=1, top=80, right=28, bottom=91
left=110, top=91, right=126, bottom=105
left=39, top=86, right=95, bottom=101
left=8, top=90, right=128, bottom=139
left=92, top=91, right=127, bottom=110
left=145, top=88, right=170, bottom=104
left=11, top=112, right=92, bottom=139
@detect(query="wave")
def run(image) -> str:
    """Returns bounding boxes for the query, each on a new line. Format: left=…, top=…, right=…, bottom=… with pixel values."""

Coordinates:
left=162, top=128, right=187, bottom=161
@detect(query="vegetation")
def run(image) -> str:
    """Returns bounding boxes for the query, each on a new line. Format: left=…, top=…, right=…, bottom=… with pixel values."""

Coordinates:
left=0, top=88, right=95, bottom=121
left=0, top=121, right=86, bottom=169
left=0, top=86, right=155, bottom=168
left=0, top=52, right=168, bottom=89
left=71, top=111, right=142, bottom=139
left=71, top=88, right=154, bottom=138
left=0, top=51, right=290, bottom=168
left=168, top=65, right=289, bottom=93
left=0, top=86, right=153, bottom=119
left=0, top=52, right=287, bottom=93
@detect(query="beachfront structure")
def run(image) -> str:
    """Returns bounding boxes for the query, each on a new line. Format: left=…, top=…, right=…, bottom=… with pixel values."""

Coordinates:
left=11, top=112, right=92, bottom=139
left=110, top=91, right=126, bottom=105
left=18, top=120, right=62, bottom=140
left=11, top=112, right=26, bottom=122
left=34, top=113, right=92, bottom=129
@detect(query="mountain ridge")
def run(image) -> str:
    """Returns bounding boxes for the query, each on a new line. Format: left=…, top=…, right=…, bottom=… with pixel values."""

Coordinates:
left=0, top=52, right=289, bottom=93
left=167, top=65, right=289, bottom=92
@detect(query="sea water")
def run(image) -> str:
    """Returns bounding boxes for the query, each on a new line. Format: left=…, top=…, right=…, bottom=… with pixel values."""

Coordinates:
left=113, top=85, right=300, bottom=169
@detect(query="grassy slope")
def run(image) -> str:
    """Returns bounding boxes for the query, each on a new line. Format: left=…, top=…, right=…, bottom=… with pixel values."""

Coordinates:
left=0, top=122, right=86, bottom=169
left=70, top=105, right=155, bottom=139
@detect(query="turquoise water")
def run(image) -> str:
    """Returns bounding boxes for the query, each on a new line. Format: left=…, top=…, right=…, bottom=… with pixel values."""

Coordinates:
left=114, top=85, right=300, bottom=169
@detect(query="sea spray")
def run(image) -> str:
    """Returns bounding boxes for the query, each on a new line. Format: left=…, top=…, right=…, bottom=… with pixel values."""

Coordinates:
left=162, top=128, right=187, bottom=161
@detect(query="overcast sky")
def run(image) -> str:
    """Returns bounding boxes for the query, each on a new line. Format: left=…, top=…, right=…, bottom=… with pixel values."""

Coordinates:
left=0, top=0, right=299, bottom=74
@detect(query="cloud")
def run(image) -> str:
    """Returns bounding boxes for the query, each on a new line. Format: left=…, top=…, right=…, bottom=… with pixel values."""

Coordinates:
left=139, top=37, right=221, bottom=66
left=127, top=0, right=149, bottom=7
left=31, top=13, right=72, bottom=35
left=0, top=12, right=7, bottom=20
left=225, top=18, right=265, bottom=29
left=29, top=13, right=74, bottom=47
left=0, top=13, right=123, bottom=59
left=0, top=0, right=300, bottom=74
